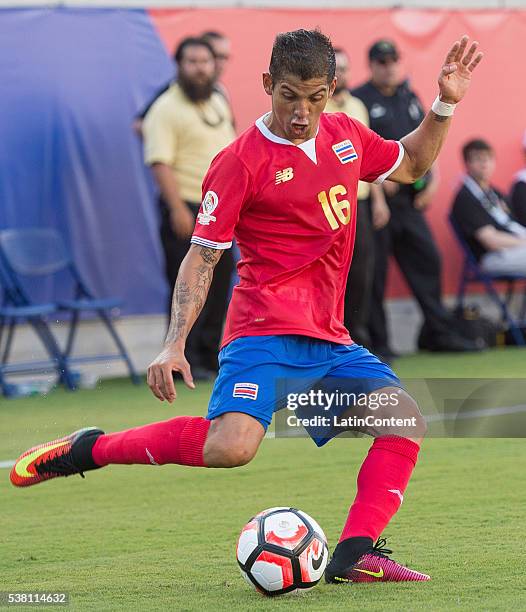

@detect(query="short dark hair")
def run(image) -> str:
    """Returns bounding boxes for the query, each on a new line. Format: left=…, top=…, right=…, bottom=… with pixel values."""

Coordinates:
left=174, top=37, right=215, bottom=64
left=202, top=31, right=226, bottom=41
left=462, top=139, right=494, bottom=163
left=269, top=29, right=336, bottom=84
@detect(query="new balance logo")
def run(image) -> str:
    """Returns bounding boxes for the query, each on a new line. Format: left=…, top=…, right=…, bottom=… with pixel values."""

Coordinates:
left=275, top=167, right=294, bottom=184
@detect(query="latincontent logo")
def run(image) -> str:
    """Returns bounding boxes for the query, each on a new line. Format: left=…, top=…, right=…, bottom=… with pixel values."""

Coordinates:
left=280, top=387, right=418, bottom=435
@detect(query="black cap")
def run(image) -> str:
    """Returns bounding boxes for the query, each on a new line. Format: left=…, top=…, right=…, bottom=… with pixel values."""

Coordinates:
left=368, top=39, right=399, bottom=62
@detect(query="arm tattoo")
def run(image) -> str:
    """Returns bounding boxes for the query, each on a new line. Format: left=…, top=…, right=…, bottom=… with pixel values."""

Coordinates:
left=165, top=247, right=223, bottom=344
left=199, top=246, right=222, bottom=265
left=165, top=279, right=191, bottom=343
left=191, top=248, right=222, bottom=314
left=432, top=112, right=449, bottom=123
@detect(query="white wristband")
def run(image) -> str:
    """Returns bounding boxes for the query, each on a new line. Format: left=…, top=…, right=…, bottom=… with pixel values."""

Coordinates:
left=431, top=95, right=456, bottom=117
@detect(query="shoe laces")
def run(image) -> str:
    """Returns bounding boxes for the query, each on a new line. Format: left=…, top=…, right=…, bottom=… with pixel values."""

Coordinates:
left=368, top=538, right=393, bottom=559
left=34, top=447, right=84, bottom=478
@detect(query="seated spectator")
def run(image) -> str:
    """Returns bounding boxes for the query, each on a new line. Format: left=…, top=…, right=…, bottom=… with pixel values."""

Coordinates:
left=509, top=130, right=526, bottom=226
left=451, top=139, right=526, bottom=276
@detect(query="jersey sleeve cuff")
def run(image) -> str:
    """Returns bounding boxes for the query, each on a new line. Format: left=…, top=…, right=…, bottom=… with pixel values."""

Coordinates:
left=373, top=141, right=405, bottom=184
left=190, top=236, right=233, bottom=250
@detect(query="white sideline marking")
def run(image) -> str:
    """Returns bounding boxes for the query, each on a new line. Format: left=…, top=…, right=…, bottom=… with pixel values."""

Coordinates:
left=425, top=403, right=526, bottom=422
left=1, top=404, right=525, bottom=466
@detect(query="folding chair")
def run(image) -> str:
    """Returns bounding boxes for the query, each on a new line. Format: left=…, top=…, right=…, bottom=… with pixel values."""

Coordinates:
left=449, top=215, right=526, bottom=346
left=0, top=268, right=77, bottom=395
left=0, top=228, right=140, bottom=384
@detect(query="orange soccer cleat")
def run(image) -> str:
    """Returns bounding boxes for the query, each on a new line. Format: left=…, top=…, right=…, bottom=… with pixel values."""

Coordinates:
left=10, top=427, right=104, bottom=487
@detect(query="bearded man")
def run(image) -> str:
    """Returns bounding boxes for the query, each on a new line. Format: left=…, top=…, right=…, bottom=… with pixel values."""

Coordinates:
left=143, top=36, right=236, bottom=379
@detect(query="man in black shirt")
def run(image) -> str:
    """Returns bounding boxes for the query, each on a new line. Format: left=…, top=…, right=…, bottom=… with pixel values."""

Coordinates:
left=451, top=139, right=526, bottom=275
left=353, top=39, right=477, bottom=355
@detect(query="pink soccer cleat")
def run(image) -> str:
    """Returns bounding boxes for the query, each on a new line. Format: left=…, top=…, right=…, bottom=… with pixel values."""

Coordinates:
left=325, top=538, right=430, bottom=583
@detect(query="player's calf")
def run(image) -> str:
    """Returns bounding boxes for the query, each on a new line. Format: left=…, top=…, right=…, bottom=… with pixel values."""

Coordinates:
left=10, top=413, right=265, bottom=487
left=326, top=430, right=429, bottom=583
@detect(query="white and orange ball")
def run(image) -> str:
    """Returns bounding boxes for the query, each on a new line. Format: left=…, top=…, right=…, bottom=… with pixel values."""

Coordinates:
left=236, top=507, right=329, bottom=596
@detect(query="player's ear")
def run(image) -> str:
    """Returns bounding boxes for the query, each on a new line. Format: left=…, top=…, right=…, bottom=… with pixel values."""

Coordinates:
left=328, top=77, right=337, bottom=98
left=262, top=72, right=273, bottom=96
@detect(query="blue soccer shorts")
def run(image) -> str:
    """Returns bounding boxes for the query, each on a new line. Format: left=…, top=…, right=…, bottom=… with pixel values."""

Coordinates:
left=206, top=335, right=402, bottom=446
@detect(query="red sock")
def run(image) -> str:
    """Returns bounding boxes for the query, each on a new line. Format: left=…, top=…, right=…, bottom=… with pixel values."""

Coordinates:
left=92, top=416, right=211, bottom=468
left=339, top=436, right=420, bottom=542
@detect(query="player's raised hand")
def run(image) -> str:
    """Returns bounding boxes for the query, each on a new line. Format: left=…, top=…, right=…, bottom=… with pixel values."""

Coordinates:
left=147, top=345, right=195, bottom=402
left=438, top=35, right=483, bottom=104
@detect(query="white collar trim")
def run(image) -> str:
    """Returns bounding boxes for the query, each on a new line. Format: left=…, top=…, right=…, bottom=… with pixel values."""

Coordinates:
left=255, top=113, right=318, bottom=164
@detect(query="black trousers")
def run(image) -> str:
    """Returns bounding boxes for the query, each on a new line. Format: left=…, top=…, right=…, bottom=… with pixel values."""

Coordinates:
left=344, top=198, right=374, bottom=347
left=368, top=200, right=452, bottom=352
left=159, top=201, right=234, bottom=371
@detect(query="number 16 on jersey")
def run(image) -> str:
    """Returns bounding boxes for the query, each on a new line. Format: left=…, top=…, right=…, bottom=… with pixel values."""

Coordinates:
left=317, top=185, right=352, bottom=230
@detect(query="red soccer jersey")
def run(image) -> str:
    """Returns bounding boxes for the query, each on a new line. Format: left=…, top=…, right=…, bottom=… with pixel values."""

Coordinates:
left=191, top=112, right=403, bottom=348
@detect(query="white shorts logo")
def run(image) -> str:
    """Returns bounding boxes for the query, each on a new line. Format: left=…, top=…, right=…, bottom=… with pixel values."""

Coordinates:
left=197, top=191, right=218, bottom=225
left=233, top=383, right=259, bottom=400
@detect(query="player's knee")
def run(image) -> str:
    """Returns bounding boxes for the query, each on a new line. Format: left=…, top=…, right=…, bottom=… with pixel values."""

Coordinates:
left=211, top=440, right=257, bottom=467
left=224, top=443, right=257, bottom=467
left=204, top=413, right=264, bottom=468
left=204, top=430, right=259, bottom=467
left=414, top=411, right=427, bottom=438
left=404, top=396, right=427, bottom=438
left=363, top=390, right=427, bottom=439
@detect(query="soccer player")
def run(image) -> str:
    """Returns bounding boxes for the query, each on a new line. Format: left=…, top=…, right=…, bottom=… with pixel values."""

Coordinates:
left=11, top=30, right=483, bottom=584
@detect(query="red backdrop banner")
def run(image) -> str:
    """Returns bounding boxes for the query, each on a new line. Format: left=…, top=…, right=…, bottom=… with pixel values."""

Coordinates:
left=149, top=8, right=526, bottom=297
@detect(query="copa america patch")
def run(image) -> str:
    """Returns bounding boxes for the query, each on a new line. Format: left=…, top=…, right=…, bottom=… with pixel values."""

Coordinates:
left=197, top=190, right=218, bottom=225
left=332, top=139, right=358, bottom=164
left=233, top=382, right=259, bottom=400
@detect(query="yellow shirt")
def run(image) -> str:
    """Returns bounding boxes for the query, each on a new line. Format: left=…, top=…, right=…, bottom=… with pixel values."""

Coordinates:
left=143, top=82, right=235, bottom=203
left=325, top=92, right=370, bottom=200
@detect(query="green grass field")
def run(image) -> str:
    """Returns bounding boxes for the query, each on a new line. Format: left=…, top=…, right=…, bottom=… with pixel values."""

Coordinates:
left=1, top=349, right=525, bottom=611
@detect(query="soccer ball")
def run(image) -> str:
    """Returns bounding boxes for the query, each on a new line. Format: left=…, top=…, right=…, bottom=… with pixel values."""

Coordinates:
left=236, top=507, right=329, bottom=596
